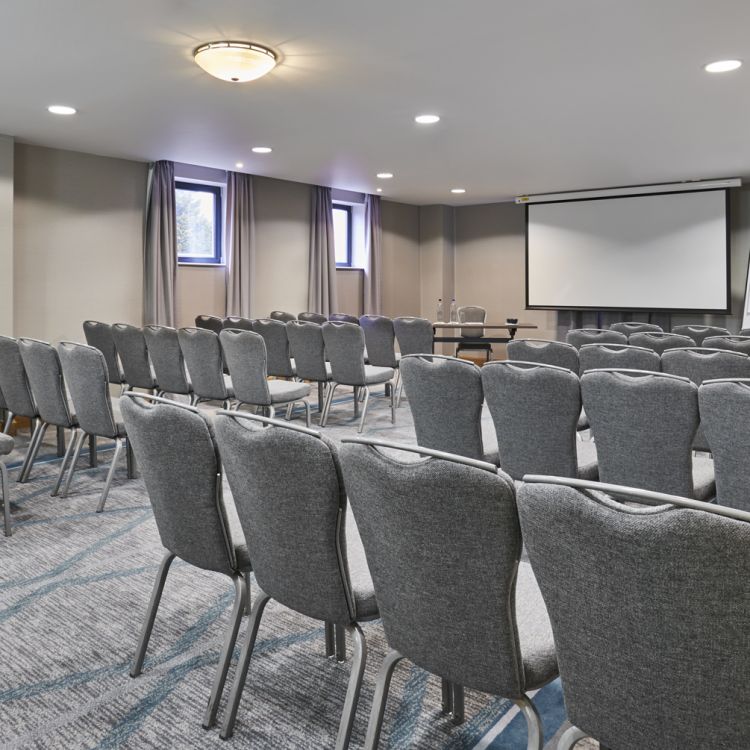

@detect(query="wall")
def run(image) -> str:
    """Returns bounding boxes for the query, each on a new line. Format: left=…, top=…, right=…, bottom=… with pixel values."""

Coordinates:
left=381, top=200, right=421, bottom=318
left=0, top=136, right=12, bottom=334
left=13, top=144, right=147, bottom=343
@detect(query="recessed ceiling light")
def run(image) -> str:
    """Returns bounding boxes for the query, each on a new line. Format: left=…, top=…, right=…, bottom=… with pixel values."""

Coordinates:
left=47, top=105, right=76, bottom=115
left=194, top=41, right=277, bottom=82
left=252, top=146, right=272, bottom=154
left=235, top=162, right=244, bottom=168
left=377, top=172, right=394, bottom=179
left=451, top=188, right=466, bottom=194
left=415, top=114, right=440, bottom=124
left=376, top=188, right=383, bottom=192
left=704, top=59, right=742, bottom=73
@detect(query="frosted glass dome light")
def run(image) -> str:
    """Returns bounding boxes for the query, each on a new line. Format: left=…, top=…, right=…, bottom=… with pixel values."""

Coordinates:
left=194, top=41, right=277, bottom=83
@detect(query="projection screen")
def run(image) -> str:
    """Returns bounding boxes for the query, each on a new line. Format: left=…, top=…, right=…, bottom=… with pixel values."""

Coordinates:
left=525, top=189, right=730, bottom=312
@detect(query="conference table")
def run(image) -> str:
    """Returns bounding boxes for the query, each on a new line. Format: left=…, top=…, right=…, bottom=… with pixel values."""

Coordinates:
left=432, top=321, right=538, bottom=345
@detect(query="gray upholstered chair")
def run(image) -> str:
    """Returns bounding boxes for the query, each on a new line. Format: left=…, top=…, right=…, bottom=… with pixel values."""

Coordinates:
left=699, top=378, right=750, bottom=512
left=702, top=334, right=750, bottom=355
left=565, top=328, right=628, bottom=349
left=400, top=354, right=495, bottom=463
left=177, top=327, right=234, bottom=408
left=321, top=322, right=396, bottom=433
left=119, top=393, right=251, bottom=730
left=671, top=324, right=730, bottom=346
left=269, top=310, right=296, bottom=323
left=517, top=475, right=750, bottom=750
left=222, top=316, right=254, bottom=331
left=0, top=432, right=13, bottom=536
left=393, top=316, right=433, bottom=356
left=83, top=320, right=126, bottom=390
left=360, top=315, right=400, bottom=402
left=578, top=343, right=660, bottom=374
left=287, top=320, right=331, bottom=413
left=18, top=338, right=81, bottom=494
left=0, top=335, right=43, bottom=482
left=57, top=342, right=136, bottom=511
left=581, top=369, right=714, bottom=500
left=111, top=324, right=158, bottom=393
left=329, top=313, right=360, bottom=325
left=0, top=386, right=8, bottom=433
left=661, top=347, right=750, bottom=452
left=455, top=305, right=491, bottom=360
left=507, top=339, right=580, bottom=372
left=251, top=319, right=296, bottom=379
left=339, top=438, right=558, bottom=750
left=298, top=311, right=327, bottom=324
left=214, top=412, right=377, bottom=747
left=143, top=325, right=193, bottom=401
left=628, top=331, right=695, bottom=355
left=219, top=329, right=311, bottom=426
left=481, top=361, right=597, bottom=481
left=609, top=321, right=663, bottom=335
left=194, top=314, right=224, bottom=334
left=741, top=328, right=750, bottom=336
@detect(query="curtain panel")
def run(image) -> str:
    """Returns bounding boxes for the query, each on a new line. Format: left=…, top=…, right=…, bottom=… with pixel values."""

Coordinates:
left=225, top=171, right=255, bottom=318
left=363, top=194, right=383, bottom=315
left=308, top=186, right=338, bottom=315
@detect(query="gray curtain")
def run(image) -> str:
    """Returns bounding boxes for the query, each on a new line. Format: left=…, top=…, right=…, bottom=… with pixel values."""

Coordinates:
left=363, top=194, right=382, bottom=315
left=308, top=186, right=338, bottom=315
left=225, top=172, right=255, bottom=318
left=143, top=160, right=176, bottom=326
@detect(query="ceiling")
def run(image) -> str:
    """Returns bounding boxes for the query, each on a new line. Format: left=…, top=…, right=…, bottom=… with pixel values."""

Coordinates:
left=2, top=0, right=750, bottom=205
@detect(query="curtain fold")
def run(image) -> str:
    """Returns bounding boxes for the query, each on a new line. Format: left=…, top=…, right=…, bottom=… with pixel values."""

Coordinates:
left=308, top=186, right=338, bottom=315
left=143, top=160, right=176, bottom=326
left=363, top=194, right=383, bottom=315
left=225, top=172, right=255, bottom=318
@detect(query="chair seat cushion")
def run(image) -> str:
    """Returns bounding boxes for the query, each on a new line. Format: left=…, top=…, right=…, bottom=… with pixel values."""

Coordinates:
left=692, top=455, right=716, bottom=502
left=0, top=433, right=14, bottom=456
left=576, top=439, right=599, bottom=480
left=364, top=365, right=394, bottom=385
left=515, top=559, right=558, bottom=690
left=345, top=509, right=378, bottom=621
left=268, top=380, right=311, bottom=404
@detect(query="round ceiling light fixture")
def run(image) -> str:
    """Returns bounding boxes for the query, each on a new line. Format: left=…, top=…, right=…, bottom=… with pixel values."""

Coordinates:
left=47, top=105, right=77, bottom=115
left=252, top=146, right=272, bottom=153
left=704, top=59, right=742, bottom=73
left=194, top=41, right=277, bottom=83
left=450, top=188, right=466, bottom=194
left=415, top=114, right=440, bottom=124
left=377, top=172, right=394, bottom=179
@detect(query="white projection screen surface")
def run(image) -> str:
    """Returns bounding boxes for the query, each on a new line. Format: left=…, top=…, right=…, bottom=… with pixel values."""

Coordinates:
left=526, top=190, right=729, bottom=312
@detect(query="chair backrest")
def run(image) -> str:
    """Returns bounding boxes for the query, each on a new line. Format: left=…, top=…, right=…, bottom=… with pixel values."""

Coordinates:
left=0, top=336, right=37, bottom=419
left=661, top=347, right=750, bottom=385
left=457, top=305, right=485, bottom=338
left=506, top=339, right=579, bottom=372
left=57, top=342, right=119, bottom=438
left=609, top=321, right=663, bottom=335
left=83, top=320, right=123, bottom=385
left=219, top=329, right=271, bottom=406
left=341, top=439, right=530, bottom=696
left=286, top=321, right=328, bottom=382
left=143, top=325, right=191, bottom=395
left=482, top=361, right=580, bottom=480
left=222, top=316, right=254, bottom=331
left=671, top=324, right=730, bottom=346
left=111, top=323, right=156, bottom=390
left=269, top=310, right=296, bottom=323
left=360, top=315, right=397, bottom=368
left=297, top=311, right=327, bottom=325
left=702, top=335, right=750, bottom=356
left=518, top=477, right=750, bottom=750
left=194, top=314, right=224, bottom=334
left=329, top=313, right=360, bottom=325
left=321, top=322, right=367, bottom=386
left=252, top=319, right=295, bottom=378
left=400, top=354, right=485, bottom=460
left=18, top=338, right=74, bottom=428
left=393, top=316, right=433, bottom=355
left=581, top=369, right=698, bottom=497
left=628, top=331, right=695, bottom=355
left=177, top=328, right=230, bottom=402
left=579, top=343, right=660, bottom=374
left=699, top=379, right=750, bottom=512
left=214, top=413, right=357, bottom=623
left=566, top=328, right=628, bottom=349
left=120, top=395, right=238, bottom=575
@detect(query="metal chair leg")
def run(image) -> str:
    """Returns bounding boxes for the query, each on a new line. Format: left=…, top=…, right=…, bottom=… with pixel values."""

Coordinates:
left=18, top=420, right=48, bottom=483
left=218, top=589, right=271, bottom=738
left=97, top=437, right=123, bottom=512
left=451, top=684, right=465, bottom=725
left=1, top=462, right=10, bottom=537
left=285, top=402, right=294, bottom=420
left=363, top=649, right=404, bottom=750
left=557, top=724, right=588, bottom=750
left=325, top=621, right=336, bottom=658
left=130, top=552, right=176, bottom=677
left=514, top=694, right=543, bottom=750
left=334, top=624, right=367, bottom=750
left=321, top=383, right=337, bottom=426
left=2, top=411, right=14, bottom=434
left=318, top=382, right=325, bottom=412
left=353, top=387, right=360, bottom=418
left=56, top=425, right=66, bottom=457
left=89, top=434, right=98, bottom=468
left=61, top=430, right=87, bottom=498
left=244, top=573, right=252, bottom=615
left=52, top=427, right=78, bottom=496
left=441, top=678, right=453, bottom=715
left=203, top=574, right=250, bottom=729
left=267, top=405, right=276, bottom=419
left=389, top=380, right=396, bottom=424
left=358, top=387, right=371, bottom=434
left=126, top=439, right=137, bottom=479
left=335, top=622, right=346, bottom=662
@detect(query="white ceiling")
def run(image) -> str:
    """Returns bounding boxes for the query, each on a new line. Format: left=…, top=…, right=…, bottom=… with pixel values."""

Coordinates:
left=2, top=0, right=750, bottom=204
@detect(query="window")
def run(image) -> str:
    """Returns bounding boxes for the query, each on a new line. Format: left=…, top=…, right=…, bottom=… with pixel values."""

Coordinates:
left=333, top=204, right=353, bottom=267
left=175, top=181, right=223, bottom=264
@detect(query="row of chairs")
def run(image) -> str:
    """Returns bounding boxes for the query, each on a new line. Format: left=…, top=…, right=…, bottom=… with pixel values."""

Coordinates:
left=567, top=323, right=742, bottom=348
left=122, top=396, right=750, bottom=749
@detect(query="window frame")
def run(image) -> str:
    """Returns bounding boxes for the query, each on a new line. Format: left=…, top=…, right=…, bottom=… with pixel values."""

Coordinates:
left=175, top=180, right=223, bottom=266
left=333, top=203, right=353, bottom=268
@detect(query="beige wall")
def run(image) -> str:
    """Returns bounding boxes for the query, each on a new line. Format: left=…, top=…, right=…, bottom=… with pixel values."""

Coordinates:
left=175, top=266, right=226, bottom=328
left=381, top=200, right=420, bottom=318
left=13, top=144, right=147, bottom=343
left=0, top=136, right=12, bottom=334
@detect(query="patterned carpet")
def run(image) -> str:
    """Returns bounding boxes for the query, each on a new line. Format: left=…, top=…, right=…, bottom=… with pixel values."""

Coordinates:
left=0, top=388, right=592, bottom=749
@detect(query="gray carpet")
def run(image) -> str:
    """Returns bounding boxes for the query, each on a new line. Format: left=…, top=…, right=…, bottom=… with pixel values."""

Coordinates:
left=0, top=388, right=587, bottom=749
